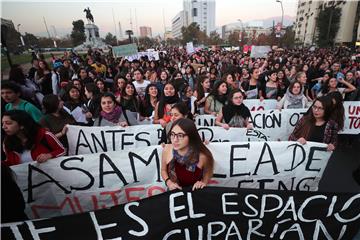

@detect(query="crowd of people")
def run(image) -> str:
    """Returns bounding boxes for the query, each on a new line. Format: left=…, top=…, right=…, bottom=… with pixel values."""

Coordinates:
left=1, top=46, right=359, bottom=222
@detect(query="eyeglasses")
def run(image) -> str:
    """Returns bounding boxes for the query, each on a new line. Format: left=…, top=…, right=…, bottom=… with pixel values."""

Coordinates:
left=312, top=105, right=324, bottom=111
left=170, top=132, right=187, bottom=140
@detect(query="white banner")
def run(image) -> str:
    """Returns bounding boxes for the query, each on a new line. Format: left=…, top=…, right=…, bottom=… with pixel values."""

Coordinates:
left=12, top=141, right=331, bottom=219
left=342, top=101, right=360, bottom=134
left=67, top=125, right=271, bottom=155
left=125, top=51, right=160, bottom=61
left=242, top=99, right=278, bottom=111
left=196, top=108, right=308, bottom=140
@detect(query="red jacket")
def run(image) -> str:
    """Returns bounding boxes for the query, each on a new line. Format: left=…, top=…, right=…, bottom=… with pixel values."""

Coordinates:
left=3, top=128, right=65, bottom=166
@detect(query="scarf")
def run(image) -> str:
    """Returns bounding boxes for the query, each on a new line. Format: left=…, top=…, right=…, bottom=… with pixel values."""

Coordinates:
left=100, top=106, right=122, bottom=123
left=214, top=94, right=227, bottom=105
left=285, top=88, right=303, bottom=108
left=167, top=148, right=198, bottom=184
left=164, top=95, right=179, bottom=104
left=223, top=103, right=249, bottom=124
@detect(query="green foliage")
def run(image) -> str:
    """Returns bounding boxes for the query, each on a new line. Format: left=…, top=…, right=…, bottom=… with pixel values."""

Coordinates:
left=227, top=31, right=240, bottom=46
left=316, top=6, right=342, bottom=47
left=70, top=20, right=86, bottom=46
left=282, top=25, right=295, bottom=48
left=23, top=32, right=39, bottom=47
left=104, top=32, right=117, bottom=46
left=208, top=31, right=223, bottom=45
left=181, top=22, right=206, bottom=45
left=2, top=26, right=22, bottom=53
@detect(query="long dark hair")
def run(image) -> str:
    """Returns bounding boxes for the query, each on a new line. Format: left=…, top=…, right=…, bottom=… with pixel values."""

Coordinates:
left=195, top=75, right=210, bottom=100
left=3, top=110, right=41, bottom=153
left=169, top=118, right=214, bottom=175
left=143, top=83, right=159, bottom=108
left=291, top=96, right=333, bottom=140
left=42, top=94, right=60, bottom=114
left=9, top=65, right=26, bottom=85
left=158, top=82, right=179, bottom=118
left=171, top=102, right=193, bottom=120
left=327, top=91, right=344, bottom=130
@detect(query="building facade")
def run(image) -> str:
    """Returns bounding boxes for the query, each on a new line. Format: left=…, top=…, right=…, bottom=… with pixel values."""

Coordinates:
left=294, top=0, right=360, bottom=46
left=171, top=10, right=188, bottom=39
left=139, top=26, right=152, bottom=38
left=183, top=0, right=215, bottom=36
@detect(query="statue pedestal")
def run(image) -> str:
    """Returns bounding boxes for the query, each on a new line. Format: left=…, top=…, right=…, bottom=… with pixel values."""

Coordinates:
left=74, top=23, right=108, bottom=50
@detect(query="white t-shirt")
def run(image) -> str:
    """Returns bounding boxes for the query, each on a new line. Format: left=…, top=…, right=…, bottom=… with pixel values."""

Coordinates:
left=132, top=80, right=150, bottom=99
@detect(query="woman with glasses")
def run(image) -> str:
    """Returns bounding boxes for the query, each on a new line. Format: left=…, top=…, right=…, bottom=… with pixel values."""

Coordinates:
left=161, top=118, right=214, bottom=190
left=215, top=89, right=252, bottom=130
left=289, top=96, right=339, bottom=151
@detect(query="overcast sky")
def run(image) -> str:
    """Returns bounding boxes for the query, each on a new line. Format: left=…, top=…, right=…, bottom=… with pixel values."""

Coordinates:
left=1, top=0, right=298, bottom=38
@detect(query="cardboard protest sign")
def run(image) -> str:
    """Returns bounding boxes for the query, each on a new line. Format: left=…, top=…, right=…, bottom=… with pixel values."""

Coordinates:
left=186, top=42, right=195, bottom=54
left=112, top=43, right=138, bottom=58
left=250, top=45, right=272, bottom=58
left=2, top=188, right=359, bottom=240
left=11, top=142, right=331, bottom=219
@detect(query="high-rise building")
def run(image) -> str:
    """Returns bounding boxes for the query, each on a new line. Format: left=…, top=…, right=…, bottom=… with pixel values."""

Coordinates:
left=171, top=0, right=215, bottom=39
left=294, top=0, right=360, bottom=46
left=139, top=26, right=152, bottom=38
left=183, top=0, right=215, bottom=36
left=171, top=10, right=188, bottom=39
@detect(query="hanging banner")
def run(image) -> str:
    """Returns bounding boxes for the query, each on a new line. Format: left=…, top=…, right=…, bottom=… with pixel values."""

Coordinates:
left=2, top=188, right=359, bottom=240
left=124, top=51, right=160, bottom=61
left=11, top=141, right=331, bottom=219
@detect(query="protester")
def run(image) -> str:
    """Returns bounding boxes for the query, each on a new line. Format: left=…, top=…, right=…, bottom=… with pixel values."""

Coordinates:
left=2, top=110, right=65, bottom=166
left=113, top=76, right=127, bottom=101
left=159, top=102, right=191, bottom=144
left=161, top=118, right=214, bottom=190
left=93, top=93, right=128, bottom=127
left=95, top=78, right=106, bottom=93
left=139, top=83, right=159, bottom=119
left=318, top=77, right=356, bottom=97
left=119, top=82, right=140, bottom=125
left=1, top=81, right=43, bottom=122
left=276, top=81, right=309, bottom=109
left=264, top=70, right=279, bottom=99
left=193, top=75, right=211, bottom=114
left=84, top=82, right=101, bottom=124
left=35, top=60, right=52, bottom=95
left=132, top=69, right=150, bottom=100
left=289, top=96, right=339, bottom=151
left=204, top=80, right=228, bottom=115
left=215, top=89, right=252, bottom=129
left=181, top=84, right=197, bottom=115
left=241, top=68, right=263, bottom=100
left=153, top=82, right=180, bottom=127
left=40, top=94, right=76, bottom=148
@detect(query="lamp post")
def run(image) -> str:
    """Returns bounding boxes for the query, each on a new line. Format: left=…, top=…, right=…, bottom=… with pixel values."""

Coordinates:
left=276, top=0, right=284, bottom=46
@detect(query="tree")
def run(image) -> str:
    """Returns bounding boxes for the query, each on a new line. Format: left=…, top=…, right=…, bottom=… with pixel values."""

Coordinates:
left=208, top=31, right=223, bottom=45
left=281, top=25, right=295, bottom=48
left=316, top=4, right=342, bottom=47
left=104, top=32, right=117, bottom=46
left=2, top=26, right=21, bottom=53
left=227, top=31, right=240, bottom=46
left=138, top=37, right=157, bottom=49
left=23, top=32, right=39, bottom=47
left=70, top=20, right=86, bottom=46
left=181, top=22, right=206, bottom=45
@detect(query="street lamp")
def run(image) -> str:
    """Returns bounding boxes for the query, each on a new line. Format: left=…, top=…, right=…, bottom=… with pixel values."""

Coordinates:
left=276, top=0, right=284, bottom=46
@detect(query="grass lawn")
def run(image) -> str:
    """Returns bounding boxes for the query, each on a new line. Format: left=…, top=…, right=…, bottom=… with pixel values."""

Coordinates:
left=1, top=53, right=64, bottom=73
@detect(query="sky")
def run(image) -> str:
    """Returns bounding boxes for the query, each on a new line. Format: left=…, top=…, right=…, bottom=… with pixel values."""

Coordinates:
left=1, top=0, right=298, bottom=38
